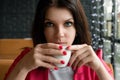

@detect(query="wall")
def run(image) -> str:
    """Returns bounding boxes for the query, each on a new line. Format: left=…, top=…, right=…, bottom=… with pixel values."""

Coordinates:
left=0, top=0, right=39, bottom=38
left=0, top=0, right=92, bottom=38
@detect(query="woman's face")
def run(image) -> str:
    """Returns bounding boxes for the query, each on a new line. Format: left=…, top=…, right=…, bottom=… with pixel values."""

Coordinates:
left=44, top=7, right=76, bottom=46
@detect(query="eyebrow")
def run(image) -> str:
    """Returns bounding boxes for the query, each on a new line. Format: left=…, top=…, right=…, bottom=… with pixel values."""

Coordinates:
left=44, top=18, right=74, bottom=22
left=66, top=18, right=74, bottom=21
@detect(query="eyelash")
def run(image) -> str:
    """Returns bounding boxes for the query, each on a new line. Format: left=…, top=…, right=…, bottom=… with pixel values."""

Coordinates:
left=44, top=22, right=54, bottom=27
left=64, top=21, right=73, bottom=27
left=44, top=21, right=74, bottom=28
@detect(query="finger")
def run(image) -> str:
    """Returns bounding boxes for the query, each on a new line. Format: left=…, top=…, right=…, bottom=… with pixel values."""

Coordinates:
left=35, top=43, right=64, bottom=56
left=34, top=53, right=58, bottom=70
left=40, top=48, right=64, bottom=56
left=39, top=43, right=62, bottom=50
left=41, top=55, right=61, bottom=64
left=69, top=51, right=78, bottom=66
left=40, top=61, right=57, bottom=69
left=67, top=44, right=87, bottom=50
left=73, top=51, right=89, bottom=69
left=69, top=46, right=88, bottom=66
left=77, top=55, right=92, bottom=67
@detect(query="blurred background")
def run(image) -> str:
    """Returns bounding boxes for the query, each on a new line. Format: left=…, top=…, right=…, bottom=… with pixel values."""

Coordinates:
left=0, top=0, right=120, bottom=80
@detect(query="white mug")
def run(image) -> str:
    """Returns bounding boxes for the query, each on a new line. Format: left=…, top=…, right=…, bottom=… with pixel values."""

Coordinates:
left=54, top=46, right=72, bottom=67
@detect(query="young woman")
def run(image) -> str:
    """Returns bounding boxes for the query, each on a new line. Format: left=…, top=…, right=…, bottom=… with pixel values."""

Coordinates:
left=5, top=0, right=114, bottom=80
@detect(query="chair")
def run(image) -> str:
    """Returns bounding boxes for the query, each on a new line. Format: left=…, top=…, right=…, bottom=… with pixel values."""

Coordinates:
left=0, top=39, right=33, bottom=80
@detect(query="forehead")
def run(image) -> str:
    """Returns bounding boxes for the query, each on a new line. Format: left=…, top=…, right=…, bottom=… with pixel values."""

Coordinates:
left=45, top=7, right=73, bottom=20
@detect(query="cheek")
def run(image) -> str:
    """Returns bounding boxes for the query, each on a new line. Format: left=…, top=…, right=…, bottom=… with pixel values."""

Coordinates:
left=71, top=28, right=76, bottom=36
left=68, top=29, right=76, bottom=40
left=70, top=32, right=76, bottom=40
left=44, top=30, right=54, bottom=42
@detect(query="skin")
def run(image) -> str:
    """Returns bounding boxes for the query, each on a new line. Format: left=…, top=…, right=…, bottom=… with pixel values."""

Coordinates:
left=44, top=7, right=76, bottom=46
left=6, top=7, right=113, bottom=80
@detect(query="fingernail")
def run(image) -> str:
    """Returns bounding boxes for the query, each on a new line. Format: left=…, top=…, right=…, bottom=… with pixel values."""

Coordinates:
left=67, top=63, right=70, bottom=66
left=59, top=45, right=63, bottom=50
left=63, top=51, right=67, bottom=55
left=66, top=46, right=70, bottom=49
left=60, top=60, right=65, bottom=64
left=54, top=67, right=58, bottom=70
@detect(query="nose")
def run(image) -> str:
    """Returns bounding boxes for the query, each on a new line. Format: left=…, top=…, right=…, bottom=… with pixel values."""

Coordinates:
left=56, top=26, right=65, bottom=37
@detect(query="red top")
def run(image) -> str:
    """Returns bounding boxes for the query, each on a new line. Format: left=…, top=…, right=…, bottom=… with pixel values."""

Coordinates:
left=4, top=48, right=114, bottom=80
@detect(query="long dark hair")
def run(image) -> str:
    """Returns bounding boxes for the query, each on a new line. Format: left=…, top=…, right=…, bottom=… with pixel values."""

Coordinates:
left=32, top=0, right=91, bottom=47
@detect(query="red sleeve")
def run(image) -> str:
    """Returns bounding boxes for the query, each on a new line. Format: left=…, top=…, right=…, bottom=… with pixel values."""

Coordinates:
left=4, top=47, right=31, bottom=80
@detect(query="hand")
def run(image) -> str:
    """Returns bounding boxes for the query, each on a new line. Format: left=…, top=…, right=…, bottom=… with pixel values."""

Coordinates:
left=68, top=44, right=102, bottom=71
left=21, top=43, right=64, bottom=71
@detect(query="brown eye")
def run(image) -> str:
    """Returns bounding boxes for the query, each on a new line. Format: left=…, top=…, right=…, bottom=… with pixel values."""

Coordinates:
left=64, top=21, right=73, bottom=27
left=44, top=22, right=54, bottom=27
